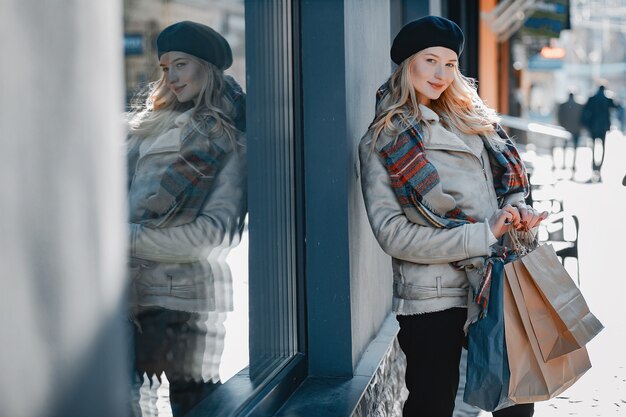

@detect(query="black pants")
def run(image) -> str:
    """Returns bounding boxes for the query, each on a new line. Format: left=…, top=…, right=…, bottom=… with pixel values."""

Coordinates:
left=591, top=133, right=607, bottom=172
left=397, top=308, right=534, bottom=417
left=133, top=307, right=212, bottom=416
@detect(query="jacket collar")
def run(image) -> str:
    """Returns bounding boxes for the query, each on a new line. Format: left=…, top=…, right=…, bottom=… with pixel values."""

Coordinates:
left=140, top=109, right=194, bottom=157
left=418, top=105, right=476, bottom=154
left=418, top=104, right=440, bottom=123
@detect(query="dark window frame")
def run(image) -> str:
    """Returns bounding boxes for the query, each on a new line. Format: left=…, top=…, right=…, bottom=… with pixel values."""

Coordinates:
left=189, top=1, right=308, bottom=415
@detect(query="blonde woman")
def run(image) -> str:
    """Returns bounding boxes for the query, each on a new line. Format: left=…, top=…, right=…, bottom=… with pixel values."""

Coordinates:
left=359, top=16, right=546, bottom=417
left=127, top=21, right=246, bottom=416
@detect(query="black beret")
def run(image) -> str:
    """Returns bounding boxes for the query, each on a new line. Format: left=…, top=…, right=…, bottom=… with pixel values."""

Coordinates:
left=391, top=16, right=464, bottom=65
left=157, top=21, right=233, bottom=70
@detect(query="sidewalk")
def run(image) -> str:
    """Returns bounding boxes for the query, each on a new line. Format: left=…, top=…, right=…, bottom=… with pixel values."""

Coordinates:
left=472, top=130, right=626, bottom=416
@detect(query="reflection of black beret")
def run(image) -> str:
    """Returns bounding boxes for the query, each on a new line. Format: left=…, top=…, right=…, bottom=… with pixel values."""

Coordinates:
left=391, top=16, right=464, bottom=65
left=157, top=21, right=233, bottom=70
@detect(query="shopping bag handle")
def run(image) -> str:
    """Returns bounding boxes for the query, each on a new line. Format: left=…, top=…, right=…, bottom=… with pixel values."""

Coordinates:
left=508, top=228, right=539, bottom=256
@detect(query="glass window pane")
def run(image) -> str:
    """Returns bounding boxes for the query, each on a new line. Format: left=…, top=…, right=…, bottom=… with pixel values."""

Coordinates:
left=124, top=2, right=249, bottom=415
left=123, top=1, right=300, bottom=415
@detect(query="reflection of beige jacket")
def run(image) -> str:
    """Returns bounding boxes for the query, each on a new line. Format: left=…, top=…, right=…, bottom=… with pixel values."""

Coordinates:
left=359, top=105, right=524, bottom=315
left=128, top=111, right=247, bottom=312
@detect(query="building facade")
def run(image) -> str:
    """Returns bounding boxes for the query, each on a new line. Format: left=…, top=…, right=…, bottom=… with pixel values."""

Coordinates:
left=2, top=0, right=558, bottom=416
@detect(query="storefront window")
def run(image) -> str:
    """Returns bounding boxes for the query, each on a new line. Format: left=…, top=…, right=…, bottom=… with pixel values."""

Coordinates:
left=122, top=1, right=283, bottom=415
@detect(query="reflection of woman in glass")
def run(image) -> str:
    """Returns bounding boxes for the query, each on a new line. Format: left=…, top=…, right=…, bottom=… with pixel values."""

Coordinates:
left=126, top=21, right=246, bottom=416
left=359, top=17, right=545, bottom=417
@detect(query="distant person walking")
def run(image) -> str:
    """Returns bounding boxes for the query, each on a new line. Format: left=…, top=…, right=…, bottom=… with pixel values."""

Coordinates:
left=581, top=85, right=617, bottom=181
left=617, top=102, right=625, bottom=134
left=557, top=93, right=584, bottom=174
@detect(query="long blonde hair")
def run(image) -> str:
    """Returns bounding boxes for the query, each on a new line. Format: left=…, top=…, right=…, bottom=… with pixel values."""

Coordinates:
left=128, top=56, right=239, bottom=148
left=370, top=51, right=499, bottom=148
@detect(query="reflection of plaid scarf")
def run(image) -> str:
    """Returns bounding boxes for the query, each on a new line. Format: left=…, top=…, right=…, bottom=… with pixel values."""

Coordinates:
left=129, top=120, right=231, bottom=228
left=128, top=77, right=245, bottom=228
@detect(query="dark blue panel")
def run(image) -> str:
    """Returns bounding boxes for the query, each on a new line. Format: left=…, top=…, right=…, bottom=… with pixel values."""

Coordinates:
left=402, top=0, right=430, bottom=24
left=301, top=0, right=353, bottom=377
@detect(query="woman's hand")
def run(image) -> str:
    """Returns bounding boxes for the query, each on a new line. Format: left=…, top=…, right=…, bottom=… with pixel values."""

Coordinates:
left=488, top=204, right=520, bottom=239
left=514, top=203, right=549, bottom=231
left=489, top=203, right=549, bottom=239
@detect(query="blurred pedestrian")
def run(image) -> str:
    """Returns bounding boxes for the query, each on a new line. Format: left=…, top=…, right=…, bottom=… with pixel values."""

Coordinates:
left=359, top=16, right=546, bottom=417
left=581, top=85, right=617, bottom=181
left=126, top=21, right=247, bottom=416
left=617, top=102, right=625, bottom=134
left=557, top=92, right=583, bottom=175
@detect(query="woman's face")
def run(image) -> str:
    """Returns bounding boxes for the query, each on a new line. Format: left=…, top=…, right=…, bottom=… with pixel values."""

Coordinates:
left=159, top=51, right=206, bottom=104
left=409, top=46, right=458, bottom=106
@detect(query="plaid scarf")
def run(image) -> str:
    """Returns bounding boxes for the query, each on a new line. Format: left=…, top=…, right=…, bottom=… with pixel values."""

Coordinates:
left=128, top=77, right=245, bottom=228
left=378, top=121, right=528, bottom=228
left=375, top=86, right=529, bottom=315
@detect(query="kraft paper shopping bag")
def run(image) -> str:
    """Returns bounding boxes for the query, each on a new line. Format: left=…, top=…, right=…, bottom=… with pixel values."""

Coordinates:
left=504, top=263, right=591, bottom=403
left=510, top=259, right=580, bottom=362
left=518, top=244, right=603, bottom=361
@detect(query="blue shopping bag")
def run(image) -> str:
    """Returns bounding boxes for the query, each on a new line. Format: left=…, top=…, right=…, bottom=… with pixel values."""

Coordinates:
left=464, top=259, right=514, bottom=411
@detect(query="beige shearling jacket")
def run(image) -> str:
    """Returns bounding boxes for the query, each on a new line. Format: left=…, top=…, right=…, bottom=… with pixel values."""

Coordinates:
left=359, top=105, right=524, bottom=315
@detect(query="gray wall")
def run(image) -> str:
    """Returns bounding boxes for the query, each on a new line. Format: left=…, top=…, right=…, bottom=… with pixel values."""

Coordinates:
left=0, top=1, right=129, bottom=416
left=344, top=0, right=395, bottom=367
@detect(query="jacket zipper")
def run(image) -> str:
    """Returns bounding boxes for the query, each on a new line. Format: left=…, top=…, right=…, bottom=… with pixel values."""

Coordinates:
left=426, top=142, right=499, bottom=211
